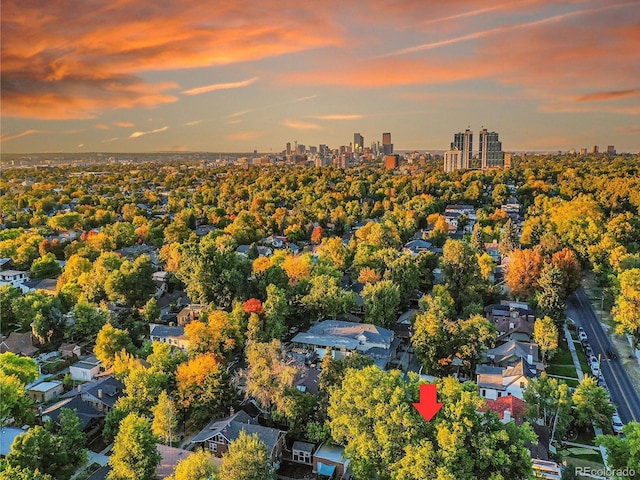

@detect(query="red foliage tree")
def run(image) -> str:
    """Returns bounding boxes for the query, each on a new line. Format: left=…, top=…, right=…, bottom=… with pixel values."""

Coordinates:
left=243, top=298, right=265, bottom=315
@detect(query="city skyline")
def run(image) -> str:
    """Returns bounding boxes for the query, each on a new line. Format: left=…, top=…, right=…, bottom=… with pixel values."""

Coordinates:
left=1, top=0, right=639, bottom=154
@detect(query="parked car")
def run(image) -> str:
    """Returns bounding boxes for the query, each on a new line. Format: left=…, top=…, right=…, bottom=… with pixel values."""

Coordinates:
left=612, top=413, right=624, bottom=434
left=578, top=331, right=588, bottom=342
left=584, top=345, right=593, bottom=357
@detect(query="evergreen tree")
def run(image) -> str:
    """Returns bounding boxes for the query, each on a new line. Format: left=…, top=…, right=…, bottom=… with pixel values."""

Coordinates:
left=470, top=223, right=485, bottom=252
left=499, top=217, right=519, bottom=256
left=537, top=265, right=565, bottom=323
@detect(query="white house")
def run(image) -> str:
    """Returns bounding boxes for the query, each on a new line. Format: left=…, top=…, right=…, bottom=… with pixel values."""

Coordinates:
left=0, top=270, right=29, bottom=291
left=69, top=359, right=101, bottom=382
left=149, top=324, right=189, bottom=352
left=27, top=381, right=64, bottom=403
left=476, top=358, right=537, bottom=400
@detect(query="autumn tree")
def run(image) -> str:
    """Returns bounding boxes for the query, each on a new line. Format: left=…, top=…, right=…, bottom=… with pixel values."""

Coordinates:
left=166, top=450, right=219, bottom=480
left=551, top=248, right=582, bottom=298
left=108, top=413, right=161, bottom=480
left=505, top=248, right=543, bottom=300
left=317, top=236, right=351, bottom=271
left=94, top=323, right=135, bottom=368
left=176, top=353, right=232, bottom=427
left=0, top=466, right=53, bottom=480
left=282, top=253, right=313, bottom=285
left=244, top=340, right=298, bottom=418
left=218, top=431, right=275, bottom=480
left=499, top=217, right=519, bottom=255
left=470, top=222, right=486, bottom=252
left=533, top=316, right=558, bottom=364
left=572, top=375, right=615, bottom=430
left=152, top=391, right=178, bottom=446
left=612, top=268, right=640, bottom=356
left=184, top=310, right=242, bottom=357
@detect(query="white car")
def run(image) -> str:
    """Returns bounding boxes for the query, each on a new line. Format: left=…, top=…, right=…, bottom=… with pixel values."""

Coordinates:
left=612, top=413, right=624, bottom=434
left=578, top=331, right=588, bottom=342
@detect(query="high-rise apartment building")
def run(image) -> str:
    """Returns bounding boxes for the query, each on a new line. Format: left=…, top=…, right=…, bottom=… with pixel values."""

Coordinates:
left=443, top=148, right=465, bottom=173
left=479, top=128, right=504, bottom=169
left=353, top=133, right=364, bottom=153
left=451, top=129, right=472, bottom=169
left=607, top=145, right=616, bottom=155
left=382, top=132, right=393, bottom=155
left=286, top=142, right=291, bottom=155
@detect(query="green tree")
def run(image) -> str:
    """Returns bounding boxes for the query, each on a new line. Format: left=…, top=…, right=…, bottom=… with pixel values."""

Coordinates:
left=302, top=274, right=356, bottom=320
left=612, top=268, right=640, bottom=356
left=108, top=413, right=161, bottom=480
left=536, top=264, right=565, bottom=323
left=166, top=450, right=219, bottom=480
left=67, top=302, right=109, bottom=342
left=0, top=352, right=38, bottom=384
left=0, top=372, right=34, bottom=425
left=441, top=239, right=481, bottom=313
left=384, top=254, right=420, bottom=307
left=152, top=391, right=178, bottom=446
left=363, top=280, right=400, bottom=328
left=141, top=297, right=160, bottom=323
left=5, top=427, right=69, bottom=479
left=94, top=323, right=134, bottom=368
left=572, top=375, right=615, bottom=430
left=30, top=253, right=62, bottom=279
left=57, top=408, right=88, bottom=473
left=0, top=284, right=21, bottom=329
left=596, top=422, right=640, bottom=475
left=499, top=217, right=519, bottom=255
left=263, top=284, right=288, bottom=340
left=177, top=234, right=250, bottom=307
left=533, top=316, right=558, bottom=364
left=523, top=372, right=573, bottom=440
left=218, top=431, right=275, bottom=480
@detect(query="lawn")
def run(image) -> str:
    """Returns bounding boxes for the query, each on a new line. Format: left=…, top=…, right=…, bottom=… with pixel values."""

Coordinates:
left=551, top=348, right=574, bottom=365
left=546, top=364, right=578, bottom=378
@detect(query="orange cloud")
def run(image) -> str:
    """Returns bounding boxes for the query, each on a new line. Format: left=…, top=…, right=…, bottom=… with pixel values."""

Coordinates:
left=308, top=114, right=364, bottom=120
left=575, top=89, right=640, bottom=103
left=94, top=124, right=110, bottom=130
left=114, top=121, right=135, bottom=128
left=226, top=131, right=264, bottom=141
left=1, top=1, right=343, bottom=119
left=129, top=126, right=169, bottom=139
left=283, top=120, right=322, bottom=130
left=0, top=129, right=39, bottom=143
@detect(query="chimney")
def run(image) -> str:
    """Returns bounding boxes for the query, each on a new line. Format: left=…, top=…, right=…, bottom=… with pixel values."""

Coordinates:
left=77, top=384, right=82, bottom=393
left=229, top=406, right=235, bottom=417
left=503, top=409, right=511, bottom=423
left=97, top=388, right=103, bottom=399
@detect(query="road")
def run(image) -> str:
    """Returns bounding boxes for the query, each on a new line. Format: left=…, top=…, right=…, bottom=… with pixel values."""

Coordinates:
left=567, top=288, right=640, bottom=425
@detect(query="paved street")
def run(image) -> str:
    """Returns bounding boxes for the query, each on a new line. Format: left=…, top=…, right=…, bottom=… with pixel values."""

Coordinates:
left=567, top=288, right=640, bottom=425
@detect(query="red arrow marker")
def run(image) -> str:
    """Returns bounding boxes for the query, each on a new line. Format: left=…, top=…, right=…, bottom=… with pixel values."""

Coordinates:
left=412, top=384, right=443, bottom=421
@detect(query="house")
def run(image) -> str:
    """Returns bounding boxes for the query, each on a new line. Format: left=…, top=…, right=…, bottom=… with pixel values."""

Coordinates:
left=69, top=358, right=101, bottom=381
left=403, top=239, right=432, bottom=256
left=313, top=444, right=351, bottom=479
left=80, top=376, right=124, bottom=413
left=483, top=340, right=541, bottom=370
left=294, top=366, right=320, bottom=396
left=59, top=343, right=81, bottom=359
left=0, top=427, right=29, bottom=457
left=27, top=380, right=64, bottom=403
left=149, top=324, right=189, bottom=352
left=195, top=224, right=217, bottom=237
left=292, top=441, right=316, bottom=465
left=484, top=242, right=501, bottom=263
left=190, top=410, right=286, bottom=469
left=394, top=310, right=417, bottom=340
left=485, top=303, right=536, bottom=342
left=22, top=277, right=58, bottom=294
left=0, top=332, right=39, bottom=356
left=476, top=358, right=537, bottom=400
left=480, top=395, right=527, bottom=424
left=0, top=269, right=29, bottom=288
left=177, top=304, right=207, bottom=326
left=40, top=395, right=103, bottom=431
left=292, top=320, right=400, bottom=368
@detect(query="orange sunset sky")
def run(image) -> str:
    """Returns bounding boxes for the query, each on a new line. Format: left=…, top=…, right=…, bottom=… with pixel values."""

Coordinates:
left=1, top=0, right=639, bottom=153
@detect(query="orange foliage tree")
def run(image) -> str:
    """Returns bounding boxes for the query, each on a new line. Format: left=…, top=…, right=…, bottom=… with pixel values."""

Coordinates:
left=505, top=248, right=544, bottom=299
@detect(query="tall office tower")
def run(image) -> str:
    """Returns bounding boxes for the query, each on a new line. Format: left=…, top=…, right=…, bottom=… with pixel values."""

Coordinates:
left=286, top=142, right=291, bottom=155
left=382, top=132, right=393, bottom=155
left=451, top=129, right=472, bottom=169
left=607, top=145, right=616, bottom=155
left=504, top=152, right=512, bottom=169
left=592, top=145, right=599, bottom=154
left=443, top=148, right=464, bottom=173
left=580, top=148, right=587, bottom=155
left=353, top=133, right=364, bottom=153
left=479, top=128, right=504, bottom=169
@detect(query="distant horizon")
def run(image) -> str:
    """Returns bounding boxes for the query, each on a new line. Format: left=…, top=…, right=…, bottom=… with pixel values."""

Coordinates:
left=2, top=1, right=639, bottom=153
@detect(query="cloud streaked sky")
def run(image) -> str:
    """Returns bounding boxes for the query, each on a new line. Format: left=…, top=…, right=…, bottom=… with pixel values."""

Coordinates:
left=1, top=0, right=639, bottom=153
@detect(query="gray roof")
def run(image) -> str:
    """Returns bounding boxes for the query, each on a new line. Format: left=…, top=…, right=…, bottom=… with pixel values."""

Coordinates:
left=40, top=395, right=103, bottom=430
left=191, top=410, right=285, bottom=456
left=292, top=332, right=358, bottom=350
left=150, top=324, right=185, bottom=338
left=293, top=441, right=316, bottom=453
left=485, top=340, right=539, bottom=364
left=307, top=320, right=393, bottom=345
left=62, top=375, right=124, bottom=407
left=0, top=427, right=28, bottom=456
